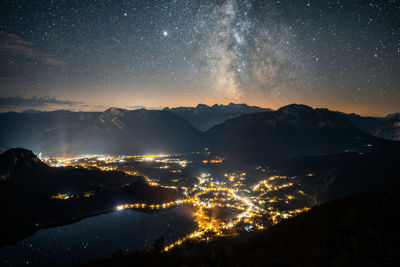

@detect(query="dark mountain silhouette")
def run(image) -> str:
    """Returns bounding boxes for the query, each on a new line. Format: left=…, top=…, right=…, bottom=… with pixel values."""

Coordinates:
left=382, top=116, right=400, bottom=140
left=385, top=112, right=400, bottom=120
left=339, top=112, right=400, bottom=141
left=0, top=108, right=202, bottom=155
left=0, top=148, right=48, bottom=177
left=86, top=190, right=400, bottom=267
left=21, top=109, right=46, bottom=113
left=205, top=104, right=377, bottom=162
left=164, top=103, right=272, bottom=131
left=271, top=141, right=400, bottom=202
left=0, top=148, right=181, bottom=246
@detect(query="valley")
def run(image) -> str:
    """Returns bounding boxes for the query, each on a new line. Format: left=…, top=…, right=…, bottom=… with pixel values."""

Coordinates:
left=1, top=104, right=399, bottom=266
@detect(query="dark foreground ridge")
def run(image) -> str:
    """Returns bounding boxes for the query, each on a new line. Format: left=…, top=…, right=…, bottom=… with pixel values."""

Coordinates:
left=83, top=190, right=400, bottom=267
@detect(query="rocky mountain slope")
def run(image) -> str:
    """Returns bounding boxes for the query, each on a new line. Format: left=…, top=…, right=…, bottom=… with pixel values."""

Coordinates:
left=205, top=104, right=376, bottom=162
left=0, top=108, right=202, bottom=155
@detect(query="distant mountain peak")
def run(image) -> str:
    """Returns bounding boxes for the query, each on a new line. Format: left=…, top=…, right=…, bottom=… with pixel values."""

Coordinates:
left=166, top=103, right=272, bottom=131
left=21, top=109, right=44, bottom=113
left=104, top=107, right=125, bottom=115
left=195, top=103, right=210, bottom=109
left=277, top=104, right=314, bottom=112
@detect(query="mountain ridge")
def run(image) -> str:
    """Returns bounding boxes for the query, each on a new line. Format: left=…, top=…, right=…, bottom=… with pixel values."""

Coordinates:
left=0, top=108, right=202, bottom=155
left=1, top=104, right=399, bottom=157
left=205, top=104, right=377, bottom=162
left=337, top=111, right=400, bottom=141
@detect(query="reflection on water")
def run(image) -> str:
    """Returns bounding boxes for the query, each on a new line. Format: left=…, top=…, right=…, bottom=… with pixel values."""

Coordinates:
left=0, top=205, right=196, bottom=266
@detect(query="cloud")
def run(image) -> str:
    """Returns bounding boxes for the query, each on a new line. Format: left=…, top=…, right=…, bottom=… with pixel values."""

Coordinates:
left=0, top=96, right=115, bottom=112
left=0, top=96, right=80, bottom=107
left=0, top=32, right=66, bottom=67
left=126, top=105, right=147, bottom=110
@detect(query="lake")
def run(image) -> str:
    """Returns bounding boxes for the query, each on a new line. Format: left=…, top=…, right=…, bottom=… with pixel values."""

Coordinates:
left=0, top=205, right=196, bottom=266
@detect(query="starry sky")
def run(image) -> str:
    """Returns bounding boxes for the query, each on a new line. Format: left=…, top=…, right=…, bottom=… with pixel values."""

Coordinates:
left=0, top=0, right=399, bottom=115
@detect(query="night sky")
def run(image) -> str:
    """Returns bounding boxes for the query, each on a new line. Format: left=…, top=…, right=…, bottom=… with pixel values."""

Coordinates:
left=0, top=0, right=399, bottom=115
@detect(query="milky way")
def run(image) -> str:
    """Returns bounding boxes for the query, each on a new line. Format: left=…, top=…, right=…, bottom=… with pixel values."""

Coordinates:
left=0, top=0, right=399, bottom=115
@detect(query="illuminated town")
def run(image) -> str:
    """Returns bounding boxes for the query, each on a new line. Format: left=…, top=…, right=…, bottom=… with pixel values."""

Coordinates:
left=42, top=152, right=311, bottom=251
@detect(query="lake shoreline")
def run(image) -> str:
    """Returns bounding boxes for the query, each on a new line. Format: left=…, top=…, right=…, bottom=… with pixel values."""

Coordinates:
left=1, top=204, right=186, bottom=247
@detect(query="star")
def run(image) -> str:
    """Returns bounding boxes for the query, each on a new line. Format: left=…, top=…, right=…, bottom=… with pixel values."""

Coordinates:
left=163, top=31, right=168, bottom=37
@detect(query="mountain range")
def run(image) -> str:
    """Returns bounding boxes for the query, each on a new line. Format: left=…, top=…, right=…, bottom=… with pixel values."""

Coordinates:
left=165, top=103, right=399, bottom=141
left=0, top=103, right=399, bottom=160
left=339, top=112, right=400, bottom=141
left=205, top=104, right=377, bottom=162
left=0, top=108, right=202, bottom=155
left=164, top=103, right=272, bottom=131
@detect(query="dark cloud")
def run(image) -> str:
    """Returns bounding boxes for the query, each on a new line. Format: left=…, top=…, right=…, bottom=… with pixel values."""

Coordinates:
left=126, top=105, right=147, bottom=110
left=0, top=32, right=66, bottom=67
left=0, top=96, right=80, bottom=107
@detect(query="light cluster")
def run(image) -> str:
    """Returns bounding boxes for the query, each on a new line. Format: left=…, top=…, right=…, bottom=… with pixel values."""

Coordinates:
left=44, top=153, right=310, bottom=251
left=163, top=172, right=309, bottom=251
left=51, top=191, right=94, bottom=200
